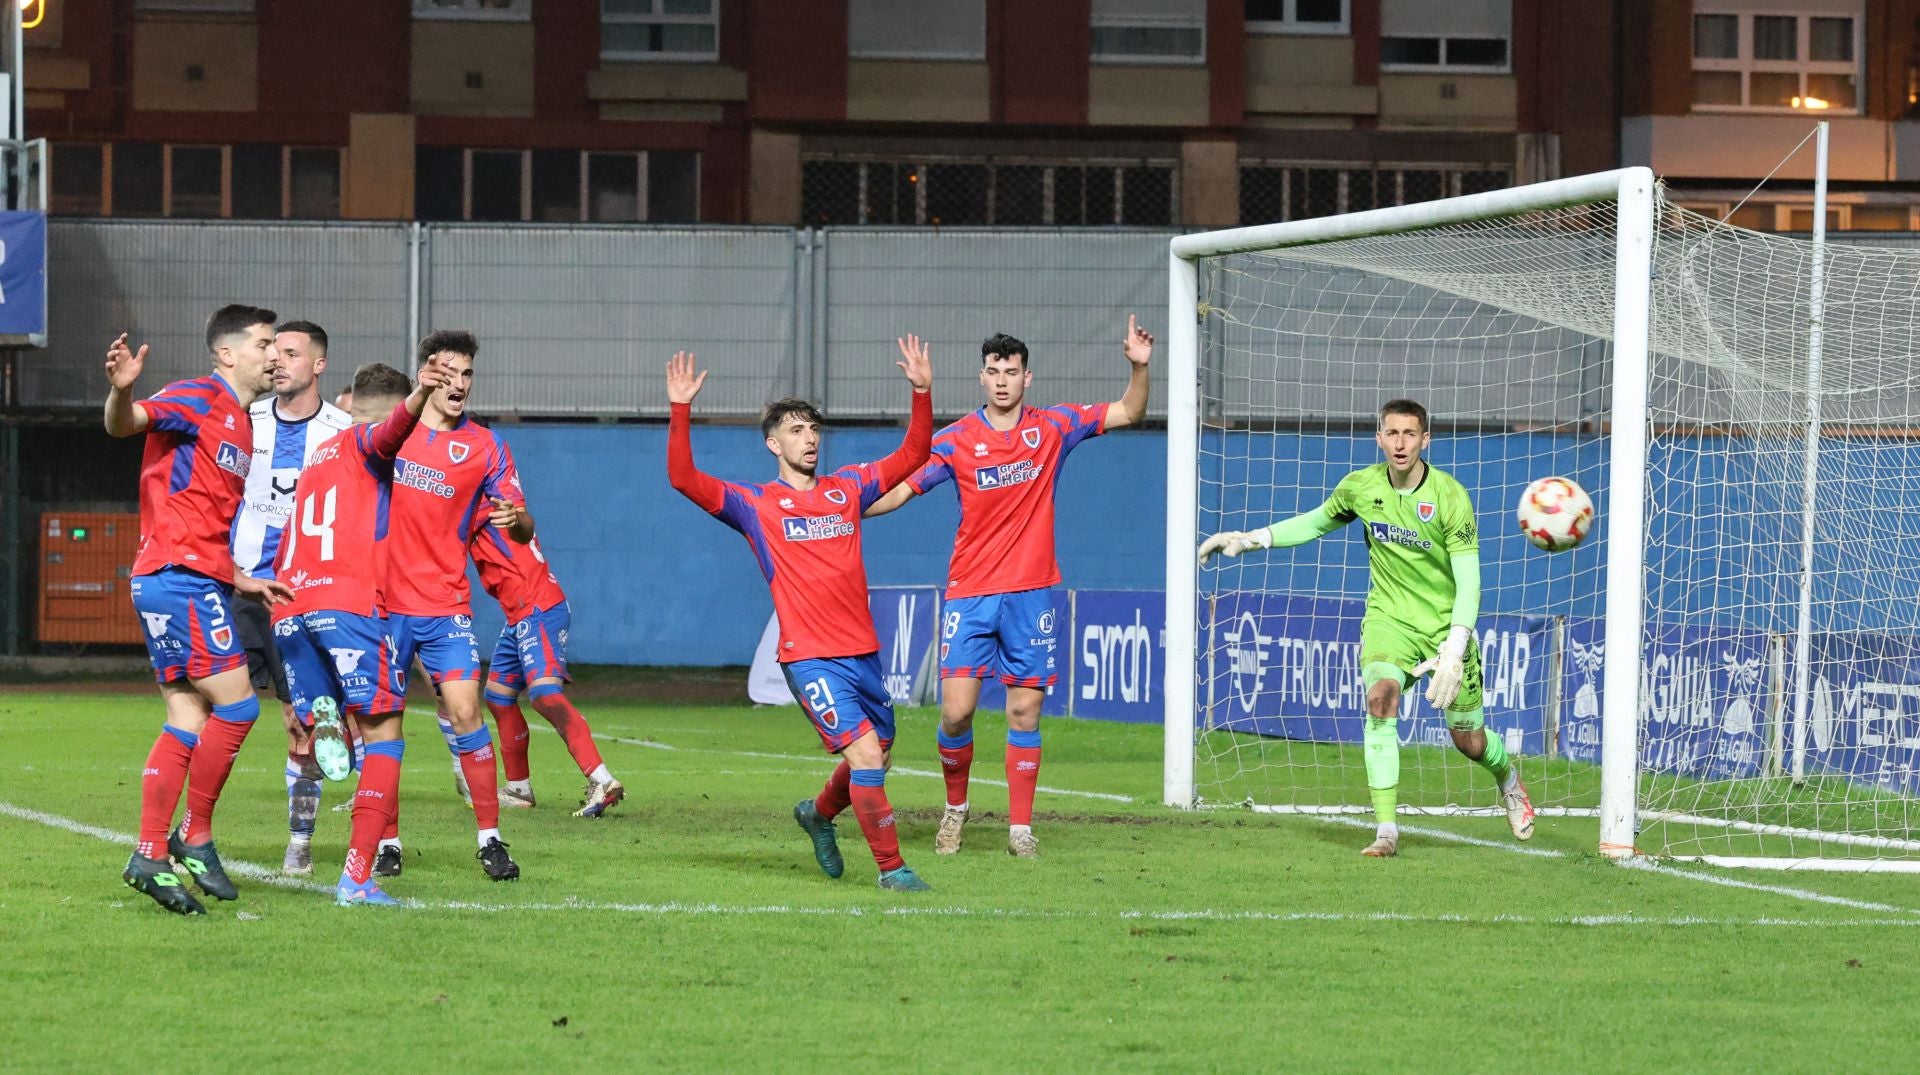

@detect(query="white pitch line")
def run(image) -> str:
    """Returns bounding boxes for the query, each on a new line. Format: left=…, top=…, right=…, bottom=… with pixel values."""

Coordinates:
left=9, top=799, right=1920, bottom=927
left=1316, top=814, right=1567, bottom=859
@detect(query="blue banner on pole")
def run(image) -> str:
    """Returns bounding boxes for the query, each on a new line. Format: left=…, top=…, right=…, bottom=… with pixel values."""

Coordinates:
left=0, top=211, right=46, bottom=337
left=1559, top=619, right=1771, bottom=778
left=868, top=586, right=940, bottom=707
left=1803, top=633, right=1920, bottom=796
left=1070, top=589, right=1165, bottom=724
left=1199, top=593, right=1553, bottom=753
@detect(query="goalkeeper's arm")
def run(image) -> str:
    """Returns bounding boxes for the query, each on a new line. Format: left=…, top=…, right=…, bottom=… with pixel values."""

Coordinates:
left=1414, top=550, right=1482, bottom=708
left=1197, top=505, right=1346, bottom=564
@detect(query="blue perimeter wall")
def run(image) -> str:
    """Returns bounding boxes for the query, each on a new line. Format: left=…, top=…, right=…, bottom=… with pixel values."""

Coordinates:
left=476, top=425, right=1913, bottom=664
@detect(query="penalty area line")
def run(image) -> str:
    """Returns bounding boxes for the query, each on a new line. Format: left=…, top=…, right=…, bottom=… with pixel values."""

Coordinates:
left=0, top=801, right=332, bottom=896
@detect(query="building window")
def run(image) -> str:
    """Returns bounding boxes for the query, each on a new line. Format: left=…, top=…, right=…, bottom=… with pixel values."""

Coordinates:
left=1379, top=0, right=1508, bottom=72
left=849, top=0, right=985, bottom=60
left=1091, top=0, right=1205, bottom=64
left=50, top=143, right=105, bottom=216
left=602, top=0, right=718, bottom=62
left=1692, top=10, right=1860, bottom=112
left=420, top=148, right=701, bottom=223
left=1238, top=162, right=1510, bottom=223
left=800, top=157, right=1178, bottom=227
left=1245, top=0, right=1346, bottom=34
left=1673, top=198, right=1912, bottom=232
left=413, top=0, right=532, bottom=19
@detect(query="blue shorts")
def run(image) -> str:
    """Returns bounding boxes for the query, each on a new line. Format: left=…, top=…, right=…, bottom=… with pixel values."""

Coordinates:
left=782, top=653, right=896, bottom=754
left=489, top=602, right=571, bottom=692
left=939, top=588, right=1061, bottom=688
left=276, top=610, right=406, bottom=719
left=130, top=568, right=246, bottom=683
left=390, top=613, right=482, bottom=689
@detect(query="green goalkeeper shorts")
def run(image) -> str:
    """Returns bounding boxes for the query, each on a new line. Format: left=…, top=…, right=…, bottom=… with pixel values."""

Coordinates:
left=1358, top=616, right=1484, bottom=729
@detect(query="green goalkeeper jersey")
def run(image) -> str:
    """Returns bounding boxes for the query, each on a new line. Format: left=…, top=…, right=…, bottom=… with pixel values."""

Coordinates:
left=1320, top=462, right=1478, bottom=638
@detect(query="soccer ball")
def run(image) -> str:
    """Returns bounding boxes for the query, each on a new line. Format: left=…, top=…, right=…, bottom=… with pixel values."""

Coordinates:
left=1517, top=476, right=1594, bottom=552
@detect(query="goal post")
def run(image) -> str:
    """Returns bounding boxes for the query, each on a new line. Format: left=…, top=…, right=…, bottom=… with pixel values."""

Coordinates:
left=1165, top=165, right=1920, bottom=871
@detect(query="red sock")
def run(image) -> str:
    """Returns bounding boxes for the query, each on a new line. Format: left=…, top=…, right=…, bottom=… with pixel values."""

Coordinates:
left=849, top=778, right=904, bottom=872
left=458, top=736, right=501, bottom=831
left=346, top=752, right=402, bottom=884
left=487, top=697, right=532, bottom=782
left=530, top=690, right=606, bottom=778
left=814, top=759, right=852, bottom=820
left=382, top=796, right=400, bottom=843
left=937, top=734, right=974, bottom=809
left=1006, top=741, right=1042, bottom=827
left=182, top=714, right=254, bottom=844
left=137, top=731, right=194, bottom=859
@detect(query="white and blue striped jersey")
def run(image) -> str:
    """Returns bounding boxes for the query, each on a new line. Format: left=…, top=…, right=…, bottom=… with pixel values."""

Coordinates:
left=231, top=397, right=352, bottom=579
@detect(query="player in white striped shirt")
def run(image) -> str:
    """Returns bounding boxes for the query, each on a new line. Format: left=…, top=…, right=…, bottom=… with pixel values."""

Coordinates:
left=230, top=319, right=351, bottom=874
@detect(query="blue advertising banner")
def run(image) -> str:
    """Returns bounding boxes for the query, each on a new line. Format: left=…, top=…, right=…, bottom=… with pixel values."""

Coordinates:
left=1803, top=633, right=1920, bottom=796
left=869, top=586, right=939, bottom=707
left=1559, top=619, right=1771, bottom=778
left=972, top=589, right=1071, bottom=717
left=1200, top=593, right=1553, bottom=753
left=0, top=211, right=45, bottom=337
left=1071, top=589, right=1165, bottom=724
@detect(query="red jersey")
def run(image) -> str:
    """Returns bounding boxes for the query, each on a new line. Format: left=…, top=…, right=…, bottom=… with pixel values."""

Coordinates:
left=384, top=416, right=524, bottom=618
left=471, top=526, right=566, bottom=623
left=131, top=375, right=254, bottom=582
left=668, top=392, right=931, bottom=663
left=907, top=402, right=1108, bottom=599
left=272, top=401, right=421, bottom=620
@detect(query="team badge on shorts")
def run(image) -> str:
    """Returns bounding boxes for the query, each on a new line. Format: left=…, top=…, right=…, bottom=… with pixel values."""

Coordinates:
left=210, top=625, right=234, bottom=650
left=824, top=489, right=847, bottom=506
left=447, top=442, right=470, bottom=464
left=1022, top=427, right=1041, bottom=449
left=454, top=614, right=472, bottom=629
left=1417, top=501, right=1436, bottom=523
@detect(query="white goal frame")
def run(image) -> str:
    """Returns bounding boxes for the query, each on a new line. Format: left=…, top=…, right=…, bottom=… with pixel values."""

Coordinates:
left=1163, top=168, right=1658, bottom=861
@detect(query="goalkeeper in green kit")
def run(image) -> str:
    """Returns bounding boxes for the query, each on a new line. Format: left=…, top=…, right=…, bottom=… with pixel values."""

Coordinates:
left=1198, top=400, right=1534, bottom=857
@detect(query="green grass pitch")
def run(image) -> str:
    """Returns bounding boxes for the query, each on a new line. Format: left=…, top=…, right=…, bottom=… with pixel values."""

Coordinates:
left=4, top=680, right=1919, bottom=1072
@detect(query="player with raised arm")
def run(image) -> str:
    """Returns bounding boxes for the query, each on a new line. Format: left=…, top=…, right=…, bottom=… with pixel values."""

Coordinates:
left=473, top=519, right=625, bottom=818
left=104, top=305, right=294, bottom=914
left=864, top=318, right=1152, bottom=858
left=667, top=341, right=934, bottom=891
left=229, top=319, right=354, bottom=875
left=384, top=330, right=533, bottom=882
left=274, top=359, right=452, bottom=905
left=1197, top=399, right=1534, bottom=857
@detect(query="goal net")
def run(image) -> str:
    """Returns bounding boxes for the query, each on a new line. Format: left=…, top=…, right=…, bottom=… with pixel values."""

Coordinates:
left=1164, top=168, right=1920, bottom=870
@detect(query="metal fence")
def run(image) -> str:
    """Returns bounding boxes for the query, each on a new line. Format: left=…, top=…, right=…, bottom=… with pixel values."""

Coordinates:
left=30, top=219, right=1176, bottom=421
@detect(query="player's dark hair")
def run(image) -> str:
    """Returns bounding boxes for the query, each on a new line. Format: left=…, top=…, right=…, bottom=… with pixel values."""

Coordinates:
left=1380, top=398, right=1429, bottom=432
left=205, top=304, right=277, bottom=353
left=352, top=362, right=413, bottom=401
left=981, top=333, right=1029, bottom=368
left=762, top=398, right=825, bottom=439
left=276, top=319, right=329, bottom=355
left=417, top=329, right=479, bottom=366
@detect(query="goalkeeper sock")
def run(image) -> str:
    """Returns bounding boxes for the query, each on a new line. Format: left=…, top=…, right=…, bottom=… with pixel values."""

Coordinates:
left=1363, top=717, right=1400, bottom=826
left=1006, top=728, right=1042, bottom=827
left=814, top=760, right=853, bottom=821
left=848, top=769, right=905, bottom=872
left=1471, top=721, right=1514, bottom=788
left=936, top=727, right=973, bottom=809
left=485, top=689, right=532, bottom=782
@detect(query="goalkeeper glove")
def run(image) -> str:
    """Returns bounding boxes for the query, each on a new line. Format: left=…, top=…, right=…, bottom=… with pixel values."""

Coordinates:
left=1411, top=625, right=1473, bottom=710
left=1197, top=527, right=1272, bottom=565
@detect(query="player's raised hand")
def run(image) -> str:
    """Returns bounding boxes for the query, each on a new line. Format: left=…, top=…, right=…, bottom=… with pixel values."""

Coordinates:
left=896, top=334, right=933, bottom=391
left=105, top=333, right=149, bottom=390
left=417, top=353, right=453, bottom=392
left=1123, top=314, right=1154, bottom=366
left=1197, top=528, right=1272, bottom=565
left=667, top=351, right=707, bottom=405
